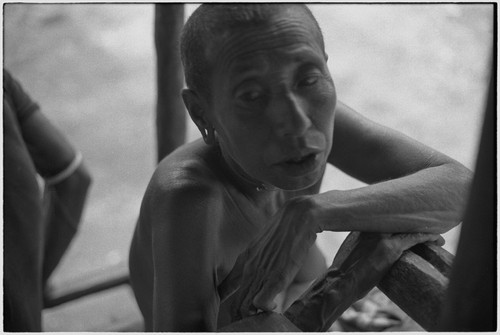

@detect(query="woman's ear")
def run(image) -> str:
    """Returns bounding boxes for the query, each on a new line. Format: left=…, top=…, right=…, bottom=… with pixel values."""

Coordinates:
left=182, top=89, right=215, bottom=144
left=182, top=88, right=209, bottom=128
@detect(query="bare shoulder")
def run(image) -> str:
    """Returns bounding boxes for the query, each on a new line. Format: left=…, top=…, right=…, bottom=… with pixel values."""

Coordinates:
left=131, top=141, right=227, bottom=331
left=131, top=140, right=225, bottom=264
left=142, top=140, right=225, bottom=230
left=153, top=141, right=220, bottom=191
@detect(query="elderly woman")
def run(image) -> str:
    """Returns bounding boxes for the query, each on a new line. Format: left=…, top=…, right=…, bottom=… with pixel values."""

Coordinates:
left=129, top=4, right=470, bottom=331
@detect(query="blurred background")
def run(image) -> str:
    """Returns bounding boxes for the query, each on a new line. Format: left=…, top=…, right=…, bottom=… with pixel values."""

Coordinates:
left=4, top=3, right=493, bottom=331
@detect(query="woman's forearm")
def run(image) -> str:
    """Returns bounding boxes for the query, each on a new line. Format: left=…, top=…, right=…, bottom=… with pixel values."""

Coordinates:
left=313, top=162, right=472, bottom=234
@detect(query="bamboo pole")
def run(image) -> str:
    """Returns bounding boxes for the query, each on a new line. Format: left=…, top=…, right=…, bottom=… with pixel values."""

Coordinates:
left=155, top=4, right=186, bottom=163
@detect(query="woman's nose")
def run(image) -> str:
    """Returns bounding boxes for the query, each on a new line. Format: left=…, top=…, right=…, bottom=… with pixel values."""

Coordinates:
left=272, top=93, right=312, bottom=138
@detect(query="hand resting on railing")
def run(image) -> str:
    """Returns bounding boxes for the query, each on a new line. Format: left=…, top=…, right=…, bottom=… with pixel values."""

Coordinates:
left=219, top=231, right=449, bottom=332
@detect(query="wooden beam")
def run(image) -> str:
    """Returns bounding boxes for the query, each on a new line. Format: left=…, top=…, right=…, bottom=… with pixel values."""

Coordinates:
left=155, top=4, right=186, bottom=162
left=43, top=285, right=143, bottom=332
left=43, top=264, right=130, bottom=309
left=377, top=247, right=452, bottom=330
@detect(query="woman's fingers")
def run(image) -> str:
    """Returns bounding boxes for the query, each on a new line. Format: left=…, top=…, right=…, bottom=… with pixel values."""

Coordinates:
left=393, top=233, right=443, bottom=250
left=432, top=235, right=446, bottom=246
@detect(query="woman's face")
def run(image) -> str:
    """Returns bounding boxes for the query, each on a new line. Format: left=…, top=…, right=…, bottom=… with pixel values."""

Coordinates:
left=207, top=12, right=337, bottom=191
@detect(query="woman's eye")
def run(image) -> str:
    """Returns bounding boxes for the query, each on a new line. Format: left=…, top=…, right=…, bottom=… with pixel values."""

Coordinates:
left=299, top=75, right=320, bottom=87
left=239, top=90, right=263, bottom=102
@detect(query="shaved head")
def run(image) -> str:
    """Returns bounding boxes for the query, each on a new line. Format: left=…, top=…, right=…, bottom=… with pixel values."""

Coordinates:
left=180, top=4, right=325, bottom=100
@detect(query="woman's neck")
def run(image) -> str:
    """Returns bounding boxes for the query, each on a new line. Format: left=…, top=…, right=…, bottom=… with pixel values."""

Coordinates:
left=216, top=145, right=284, bottom=209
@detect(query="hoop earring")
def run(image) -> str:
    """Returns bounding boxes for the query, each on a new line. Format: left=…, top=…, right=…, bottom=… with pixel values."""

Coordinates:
left=202, top=127, right=216, bottom=145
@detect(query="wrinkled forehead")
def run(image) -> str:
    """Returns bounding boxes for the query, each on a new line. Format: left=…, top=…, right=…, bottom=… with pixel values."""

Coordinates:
left=206, top=7, right=324, bottom=73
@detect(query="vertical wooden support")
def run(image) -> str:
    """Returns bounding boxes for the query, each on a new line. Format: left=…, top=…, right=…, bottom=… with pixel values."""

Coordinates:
left=436, top=63, right=496, bottom=330
left=155, top=4, right=186, bottom=163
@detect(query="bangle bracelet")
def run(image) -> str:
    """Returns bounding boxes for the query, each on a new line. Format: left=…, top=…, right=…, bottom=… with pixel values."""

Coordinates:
left=45, top=152, right=83, bottom=186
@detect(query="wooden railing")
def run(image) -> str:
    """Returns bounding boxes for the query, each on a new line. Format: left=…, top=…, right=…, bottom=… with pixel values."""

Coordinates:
left=43, top=265, right=130, bottom=309
left=219, top=238, right=454, bottom=332
left=42, top=264, right=139, bottom=332
left=377, top=242, right=453, bottom=330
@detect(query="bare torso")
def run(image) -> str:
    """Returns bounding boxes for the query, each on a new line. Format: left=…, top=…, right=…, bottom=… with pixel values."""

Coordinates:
left=129, top=139, right=326, bottom=330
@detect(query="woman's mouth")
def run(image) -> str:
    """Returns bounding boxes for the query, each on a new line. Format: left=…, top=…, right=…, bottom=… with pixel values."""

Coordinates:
left=285, top=153, right=316, bottom=165
left=276, top=153, right=321, bottom=177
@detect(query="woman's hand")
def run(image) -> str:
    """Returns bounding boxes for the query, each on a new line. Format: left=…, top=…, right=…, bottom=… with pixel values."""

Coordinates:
left=218, top=196, right=321, bottom=320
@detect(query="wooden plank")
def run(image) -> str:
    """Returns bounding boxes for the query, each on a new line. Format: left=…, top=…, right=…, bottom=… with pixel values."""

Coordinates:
left=410, top=243, right=453, bottom=276
left=43, top=285, right=143, bottom=332
left=44, top=264, right=130, bottom=308
left=377, top=250, right=449, bottom=330
left=155, top=4, right=186, bottom=162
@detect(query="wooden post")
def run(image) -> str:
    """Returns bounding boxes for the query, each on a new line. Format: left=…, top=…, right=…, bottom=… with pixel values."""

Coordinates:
left=436, top=68, right=496, bottom=330
left=155, top=4, right=186, bottom=163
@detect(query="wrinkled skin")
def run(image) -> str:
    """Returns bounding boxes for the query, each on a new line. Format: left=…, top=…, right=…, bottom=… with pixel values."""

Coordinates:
left=200, top=10, right=336, bottom=192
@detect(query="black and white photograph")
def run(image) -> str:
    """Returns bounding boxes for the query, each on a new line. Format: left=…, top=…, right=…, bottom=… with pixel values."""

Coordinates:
left=3, top=2, right=495, bottom=332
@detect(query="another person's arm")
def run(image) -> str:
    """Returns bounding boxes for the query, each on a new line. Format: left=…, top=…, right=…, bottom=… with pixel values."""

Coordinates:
left=148, top=173, right=222, bottom=331
left=8, top=72, right=92, bottom=282
left=22, top=111, right=91, bottom=282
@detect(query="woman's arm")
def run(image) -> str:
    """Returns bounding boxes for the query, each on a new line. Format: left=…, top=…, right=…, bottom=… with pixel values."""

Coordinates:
left=222, top=101, right=472, bottom=319
left=318, top=101, right=472, bottom=233
left=150, top=177, right=223, bottom=331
